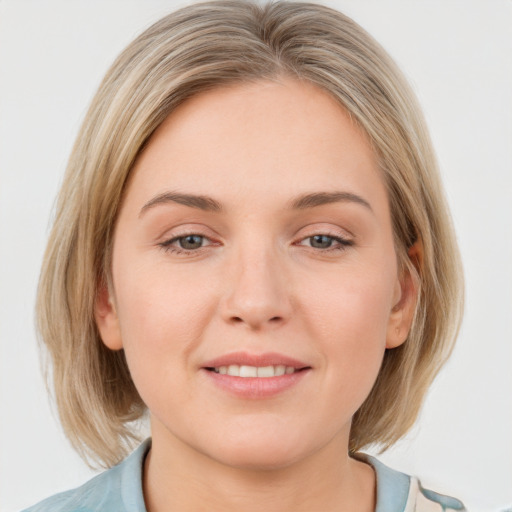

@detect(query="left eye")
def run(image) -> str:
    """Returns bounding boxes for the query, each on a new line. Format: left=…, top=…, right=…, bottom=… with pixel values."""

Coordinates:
left=176, top=234, right=206, bottom=250
left=299, top=234, right=352, bottom=250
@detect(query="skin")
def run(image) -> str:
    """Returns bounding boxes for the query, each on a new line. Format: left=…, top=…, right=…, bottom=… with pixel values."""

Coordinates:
left=95, top=78, right=417, bottom=511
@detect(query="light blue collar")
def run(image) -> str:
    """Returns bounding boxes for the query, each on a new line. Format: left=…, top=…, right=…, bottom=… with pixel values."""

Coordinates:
left=354, top=453, right=410, bottom=512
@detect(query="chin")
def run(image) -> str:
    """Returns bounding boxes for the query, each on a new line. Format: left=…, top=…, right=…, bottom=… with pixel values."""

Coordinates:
left=203, top=427, right=312, bottom=471
left=215, top=445, right=304, bottom=471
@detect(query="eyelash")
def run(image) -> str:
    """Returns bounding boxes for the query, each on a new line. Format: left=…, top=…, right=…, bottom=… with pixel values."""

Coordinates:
left=158, top=234, right=214, bottom=255
left=158, top=232, right=354, bottom=255
left=297, top=233, right=354, bottom=252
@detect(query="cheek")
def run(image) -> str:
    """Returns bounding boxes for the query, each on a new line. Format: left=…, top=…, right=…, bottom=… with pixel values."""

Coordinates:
left=112, top=259, right=218, bottom=378
left=303, top=263, right=395, bottom=342
left=301, top=265, right=395, bottom=394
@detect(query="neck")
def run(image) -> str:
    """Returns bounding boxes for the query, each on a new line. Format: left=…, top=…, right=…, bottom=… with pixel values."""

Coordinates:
left=143, top=423, right=375, bottom=512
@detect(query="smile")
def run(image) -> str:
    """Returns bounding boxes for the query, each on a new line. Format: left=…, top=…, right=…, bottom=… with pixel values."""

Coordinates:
left=208, top=365, right=298, bottom=377
left=201, top=352, right=311, bottom=399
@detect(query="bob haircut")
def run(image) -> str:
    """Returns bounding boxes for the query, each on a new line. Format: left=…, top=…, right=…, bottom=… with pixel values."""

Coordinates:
left=37, top=0, right=463, bottom=468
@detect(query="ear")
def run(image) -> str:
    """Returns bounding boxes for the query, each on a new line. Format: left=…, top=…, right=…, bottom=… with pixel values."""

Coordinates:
left=386, top=241, right=422, bottom=349
left=94, top=282, right=124, bottom=351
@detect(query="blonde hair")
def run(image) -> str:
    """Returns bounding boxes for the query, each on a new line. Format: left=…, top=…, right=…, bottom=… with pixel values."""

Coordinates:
left=37, top=0, right=463, bottom=468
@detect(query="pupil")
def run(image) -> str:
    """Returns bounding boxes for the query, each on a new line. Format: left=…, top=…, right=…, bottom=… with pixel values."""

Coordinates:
left=180, top=235, right=203, bottom=249
left=311, top=235, right=332, bottom=248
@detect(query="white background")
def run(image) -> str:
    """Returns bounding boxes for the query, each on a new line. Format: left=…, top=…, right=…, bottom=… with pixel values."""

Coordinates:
left=1, top=1, right=511, bottom=511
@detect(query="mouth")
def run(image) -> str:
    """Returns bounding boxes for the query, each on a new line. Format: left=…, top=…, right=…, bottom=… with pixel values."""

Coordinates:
left=205, top=364, right=308, bottom=378
left=201, top=352, right=311, bottom=398
left=201, top=351, right=311, bottom=376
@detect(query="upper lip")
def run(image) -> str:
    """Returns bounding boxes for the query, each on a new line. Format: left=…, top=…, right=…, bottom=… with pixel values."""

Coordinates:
left=202, top=351, right=310, bottom=369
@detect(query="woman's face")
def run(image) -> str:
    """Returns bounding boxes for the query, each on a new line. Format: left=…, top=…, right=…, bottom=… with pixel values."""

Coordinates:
left=96, top=78, right=415, bottom=469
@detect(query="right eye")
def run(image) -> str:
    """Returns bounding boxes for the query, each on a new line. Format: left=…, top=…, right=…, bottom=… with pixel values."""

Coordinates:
left=159, top=234, right=213, bottom=254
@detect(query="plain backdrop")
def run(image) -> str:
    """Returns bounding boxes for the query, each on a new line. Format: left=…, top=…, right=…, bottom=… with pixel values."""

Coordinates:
left=1, top=1, right=511, bottom=511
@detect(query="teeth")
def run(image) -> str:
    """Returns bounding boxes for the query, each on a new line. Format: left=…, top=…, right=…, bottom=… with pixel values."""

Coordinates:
left=213, top=365, right=297, bottom=377
left=240, top=365, right=258, bottom=377
left=275, top=365, right=286, bottom=376
left=227, top=365, right=239, bottom=376
left=257, top=365, right=275, bottom=377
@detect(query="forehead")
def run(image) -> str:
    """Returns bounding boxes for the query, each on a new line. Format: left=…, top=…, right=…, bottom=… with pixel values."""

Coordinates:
left=125, top=78, right=387, bottom=215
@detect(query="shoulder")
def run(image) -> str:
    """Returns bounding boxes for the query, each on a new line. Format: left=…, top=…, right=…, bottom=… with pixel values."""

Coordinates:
left=355, top=453, right=466, bottom=512
left=21, top=439, right=150, bottom=512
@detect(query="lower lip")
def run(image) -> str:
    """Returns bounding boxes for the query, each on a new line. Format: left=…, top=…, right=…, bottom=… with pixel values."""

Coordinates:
left=202, top=369, right=310, bottom=399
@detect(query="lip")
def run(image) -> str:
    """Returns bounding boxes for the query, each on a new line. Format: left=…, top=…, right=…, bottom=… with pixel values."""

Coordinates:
left=201, top=351, right=310, bottom=370
left=200, top=351, right=312, bottom=399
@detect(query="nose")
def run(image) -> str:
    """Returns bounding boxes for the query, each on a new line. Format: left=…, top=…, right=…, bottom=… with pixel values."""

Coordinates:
left=220, top=246, right=292, bottom=330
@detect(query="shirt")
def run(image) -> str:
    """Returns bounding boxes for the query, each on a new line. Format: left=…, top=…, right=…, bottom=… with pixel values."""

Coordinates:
left=23, top=439, right=465, bottom=512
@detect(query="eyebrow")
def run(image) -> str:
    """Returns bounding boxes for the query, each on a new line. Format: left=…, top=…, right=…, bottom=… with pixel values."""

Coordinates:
left=139, top=192, right=223, bottom=217
left=139, top=190, right=372, bottom=217
left=289, top=191, right=372, bottom=212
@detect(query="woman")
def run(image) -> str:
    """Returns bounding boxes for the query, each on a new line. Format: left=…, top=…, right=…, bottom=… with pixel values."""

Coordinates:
left=25, top=1, right=465, bottom=510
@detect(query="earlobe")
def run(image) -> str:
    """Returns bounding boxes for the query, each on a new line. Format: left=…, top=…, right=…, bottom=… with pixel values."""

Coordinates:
left=385, top=241, right=422, bottom=349
left=94, top=283, right=124, bottom=351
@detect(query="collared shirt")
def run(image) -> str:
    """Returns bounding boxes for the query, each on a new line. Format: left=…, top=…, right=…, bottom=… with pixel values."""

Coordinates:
left=23, top=439, right=465, bottom=512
